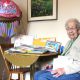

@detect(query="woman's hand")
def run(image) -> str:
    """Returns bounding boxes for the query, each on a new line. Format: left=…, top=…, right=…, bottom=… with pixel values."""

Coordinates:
left=50, top=68, right=65, bottom=77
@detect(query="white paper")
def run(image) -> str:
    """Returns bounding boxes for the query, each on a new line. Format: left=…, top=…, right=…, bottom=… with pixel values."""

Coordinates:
left=53, top=56, right=73, bottom=70
left=14, top=35, right=34, bottom=47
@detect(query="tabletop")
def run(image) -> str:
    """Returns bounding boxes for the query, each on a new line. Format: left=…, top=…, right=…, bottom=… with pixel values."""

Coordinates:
left=4, top=51, right=58, bottom=67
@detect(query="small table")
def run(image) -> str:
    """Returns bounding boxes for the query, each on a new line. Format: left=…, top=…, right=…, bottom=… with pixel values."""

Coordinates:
left=4, top=51, right=58, bottom=80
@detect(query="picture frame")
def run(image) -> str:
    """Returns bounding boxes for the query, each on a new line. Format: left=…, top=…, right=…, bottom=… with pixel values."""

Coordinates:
left=28, top=0, right=58, bottom=21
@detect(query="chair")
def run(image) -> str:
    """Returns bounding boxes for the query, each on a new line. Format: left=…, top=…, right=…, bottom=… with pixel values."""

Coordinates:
left=0, top=45, right=10, bottom=80
left=0, top=44, right=29, bottom=80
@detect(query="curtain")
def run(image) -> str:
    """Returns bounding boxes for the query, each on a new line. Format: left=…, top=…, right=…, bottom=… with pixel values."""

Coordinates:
left=14, top=0, right=28, bottom=35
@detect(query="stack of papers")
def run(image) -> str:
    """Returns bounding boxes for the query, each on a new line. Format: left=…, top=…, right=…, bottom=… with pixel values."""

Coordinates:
left=6, top=40, right=61, bottom=54
left=27, top=46, right=47, bottom=53
left=6, top=45, right=47, bottom=54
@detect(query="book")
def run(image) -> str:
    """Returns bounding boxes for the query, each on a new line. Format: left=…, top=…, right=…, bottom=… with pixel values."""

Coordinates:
left=45, top=41, right=61, bottom=53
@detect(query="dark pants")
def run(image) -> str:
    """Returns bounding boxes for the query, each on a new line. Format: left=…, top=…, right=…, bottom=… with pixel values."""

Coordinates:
left=34, top=70, right=80, bottom=80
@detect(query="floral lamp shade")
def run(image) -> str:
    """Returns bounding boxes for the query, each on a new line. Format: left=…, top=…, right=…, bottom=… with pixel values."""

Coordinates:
left=0, top=0, right=22, bottom=43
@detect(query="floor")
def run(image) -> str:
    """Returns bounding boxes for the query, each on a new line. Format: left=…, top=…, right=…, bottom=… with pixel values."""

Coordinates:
left=12, top=72, right=30, bottom=80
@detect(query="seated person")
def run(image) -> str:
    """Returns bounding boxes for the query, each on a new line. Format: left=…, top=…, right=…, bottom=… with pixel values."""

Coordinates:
left=34, top=18, right=80, bottom=80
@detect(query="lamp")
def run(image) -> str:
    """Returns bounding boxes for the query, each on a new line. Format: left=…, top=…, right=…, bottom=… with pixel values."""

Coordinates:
left=0, top=0, right=22, bottom=43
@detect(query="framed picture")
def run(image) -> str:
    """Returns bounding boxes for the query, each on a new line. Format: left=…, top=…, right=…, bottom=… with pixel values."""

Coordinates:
left=28, top=0, right=58, bottom=21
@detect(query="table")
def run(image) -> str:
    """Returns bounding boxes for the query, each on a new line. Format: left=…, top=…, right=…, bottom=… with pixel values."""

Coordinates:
left=4, top=51, right=58, bottom=80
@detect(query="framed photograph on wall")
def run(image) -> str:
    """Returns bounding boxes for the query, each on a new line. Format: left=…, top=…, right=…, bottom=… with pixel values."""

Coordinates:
left=28, top=0, right=58, bottom=21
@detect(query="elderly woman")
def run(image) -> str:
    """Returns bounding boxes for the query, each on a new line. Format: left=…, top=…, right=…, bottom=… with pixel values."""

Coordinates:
left=34, top=18, right=80, bottom=80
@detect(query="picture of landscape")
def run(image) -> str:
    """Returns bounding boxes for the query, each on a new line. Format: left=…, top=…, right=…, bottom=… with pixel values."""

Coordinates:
left=31, top=0, right=53, bottom=17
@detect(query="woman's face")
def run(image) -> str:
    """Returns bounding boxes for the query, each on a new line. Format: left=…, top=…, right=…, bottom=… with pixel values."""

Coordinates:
left=66, top=21, right=78, bottom=40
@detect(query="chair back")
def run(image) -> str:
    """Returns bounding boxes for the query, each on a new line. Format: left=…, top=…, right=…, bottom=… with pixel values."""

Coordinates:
left=0, top=45, right=10, bottom=80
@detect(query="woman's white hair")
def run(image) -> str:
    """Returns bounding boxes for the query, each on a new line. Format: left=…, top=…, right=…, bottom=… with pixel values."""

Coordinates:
left=65, top=18, right=80, bottom=29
